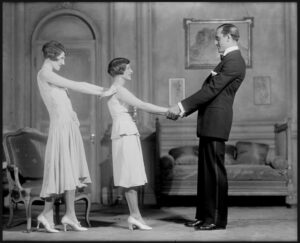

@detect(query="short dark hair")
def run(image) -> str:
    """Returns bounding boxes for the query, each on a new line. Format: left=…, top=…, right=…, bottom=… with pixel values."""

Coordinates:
left=107, top=57, right=130, bottom=77
left=217, top=23, right=240, bottom=41
left=42, top=40, right=66, bottom=61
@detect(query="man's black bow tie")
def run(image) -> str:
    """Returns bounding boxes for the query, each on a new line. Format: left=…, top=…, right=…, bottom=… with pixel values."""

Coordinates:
left=220, top=54, right=225, bottom=61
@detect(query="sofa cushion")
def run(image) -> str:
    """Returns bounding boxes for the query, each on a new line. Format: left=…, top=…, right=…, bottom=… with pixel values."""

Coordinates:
left=226, top=164, right=286, bottom=181
left=235, top=141, right=269, bottom=165
left=175, top=154, right=198, bottom=165
left=173, top=164, right=198, bottom=179
left=266, top=156, right=288, bottom=170
left=169, top=146, right=198, bottom=160
left=160, top=155, right=175, bottom=180
left=225, top=144, right=236, bottom=165
left=161, top=164, right=286, bottom=182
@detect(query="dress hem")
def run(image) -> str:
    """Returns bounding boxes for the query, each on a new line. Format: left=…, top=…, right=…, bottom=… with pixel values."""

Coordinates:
left=114, top=182, right=147, bottom=188
left=40, top=182, right=91, bottom=198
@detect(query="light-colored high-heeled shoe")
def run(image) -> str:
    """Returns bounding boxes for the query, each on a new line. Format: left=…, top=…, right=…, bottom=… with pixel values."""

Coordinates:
left=37, top=214, right=59, bottom=233
left=127, top=216, right=152, bottom=231
left=61, top=216, right=88, bottom=232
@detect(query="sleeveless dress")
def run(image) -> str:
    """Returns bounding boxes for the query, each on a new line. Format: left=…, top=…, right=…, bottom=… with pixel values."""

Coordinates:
left=107, top=86, right=147, bottom=188
left=37, top=69, right=91, bottom=198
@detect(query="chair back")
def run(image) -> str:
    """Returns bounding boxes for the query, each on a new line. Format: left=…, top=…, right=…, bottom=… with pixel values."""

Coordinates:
left=3, top=127, right=47, bottom=180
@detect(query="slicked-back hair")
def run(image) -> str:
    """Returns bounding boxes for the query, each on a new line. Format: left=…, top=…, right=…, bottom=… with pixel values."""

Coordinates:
left=217, top=23, right=240, bottom=41
left=107, top=57, right=130, bottom=77
left=42, top=40, right=66, bottom=61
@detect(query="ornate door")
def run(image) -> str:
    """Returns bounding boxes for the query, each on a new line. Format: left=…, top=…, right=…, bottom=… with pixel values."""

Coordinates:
left=31, top=10, right=102, bottom=202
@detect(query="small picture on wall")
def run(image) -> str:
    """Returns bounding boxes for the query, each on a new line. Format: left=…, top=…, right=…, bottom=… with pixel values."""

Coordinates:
left=169, top=78, right=185, bottom=106
left=253, top=76, right=271, bottom=105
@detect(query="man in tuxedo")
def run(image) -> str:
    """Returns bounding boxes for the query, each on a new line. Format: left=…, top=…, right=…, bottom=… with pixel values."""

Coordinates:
left=167, top=23, right=246, bottom=230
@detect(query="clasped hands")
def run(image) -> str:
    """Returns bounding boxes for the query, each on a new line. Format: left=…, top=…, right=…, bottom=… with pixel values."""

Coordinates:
left=166, top=104, right=181, bottom=121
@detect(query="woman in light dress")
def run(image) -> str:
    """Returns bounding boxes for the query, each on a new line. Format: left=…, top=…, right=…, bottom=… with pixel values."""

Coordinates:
left=37, top=40, right=115, bottom=233
left=107, top=57, right=168, bottom=230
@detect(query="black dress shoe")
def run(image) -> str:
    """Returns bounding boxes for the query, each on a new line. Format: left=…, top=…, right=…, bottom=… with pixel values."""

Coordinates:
left=194, top=223, right=226, bottom=231
left=184, top=220, right=204, bottom=227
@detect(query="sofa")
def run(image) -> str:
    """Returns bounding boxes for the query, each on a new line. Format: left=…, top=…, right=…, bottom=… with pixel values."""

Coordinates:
left=155, top=118, right=294, bottom=207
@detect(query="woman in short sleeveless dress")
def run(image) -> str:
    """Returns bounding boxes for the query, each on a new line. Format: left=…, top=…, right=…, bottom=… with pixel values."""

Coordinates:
left=107, top=57, right=168, bottom=230
left=37, top=40, right=115, bottom=233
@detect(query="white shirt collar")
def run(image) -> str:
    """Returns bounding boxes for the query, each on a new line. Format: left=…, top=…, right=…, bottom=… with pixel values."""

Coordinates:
left=223, top=46, right=239, bottom=56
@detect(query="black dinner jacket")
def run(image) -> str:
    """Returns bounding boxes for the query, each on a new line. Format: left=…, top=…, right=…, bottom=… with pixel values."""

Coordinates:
left=181, top=49, right=246, bottom=141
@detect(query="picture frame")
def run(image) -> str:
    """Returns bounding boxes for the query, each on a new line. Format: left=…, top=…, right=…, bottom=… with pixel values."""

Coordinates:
left=183, top=17, right=254, bottom=69
left=169, top=78, right=185, bottom=106
left=253, top=76, right=271, bottom=105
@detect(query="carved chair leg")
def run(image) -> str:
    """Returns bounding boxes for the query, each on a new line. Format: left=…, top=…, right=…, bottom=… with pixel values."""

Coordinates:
left=285, top=195, right=297, bottom=208
left=139, top=187, right=145, bottom=206
left=84, top=197, right=91, bottom=227
left=6, top=195, right=14, bottom=228
left=54, top=202, right=60, bottom=225
left=285, top=178, right=297, bottom=208
left=24, top=198, right=32, bottom=233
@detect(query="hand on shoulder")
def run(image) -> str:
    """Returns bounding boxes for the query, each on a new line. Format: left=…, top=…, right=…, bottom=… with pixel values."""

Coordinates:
left=100, top=85, right=117, bottom=98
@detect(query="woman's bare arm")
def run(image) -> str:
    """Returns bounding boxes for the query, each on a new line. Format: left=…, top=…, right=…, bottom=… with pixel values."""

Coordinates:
left=116, top=86, right=168, bottom=114
left=39, top=69, right=109, bottom=95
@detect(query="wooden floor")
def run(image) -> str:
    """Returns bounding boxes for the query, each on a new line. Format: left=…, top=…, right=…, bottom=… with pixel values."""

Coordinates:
left=2, top=198, right=298, bottom=242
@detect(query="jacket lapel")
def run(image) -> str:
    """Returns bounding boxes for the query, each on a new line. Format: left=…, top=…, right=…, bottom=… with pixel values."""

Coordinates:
left=213, top=61, right=223, bottom=73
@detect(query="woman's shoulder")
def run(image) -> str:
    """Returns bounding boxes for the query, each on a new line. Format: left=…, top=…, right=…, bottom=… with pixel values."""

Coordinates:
left=38, top=68, right=52, bottom=79
left=37, top=69, right=45, bottom=82
left=115, top=85, right=132, bottom=94
left=113, top=85, right=127, bottom=95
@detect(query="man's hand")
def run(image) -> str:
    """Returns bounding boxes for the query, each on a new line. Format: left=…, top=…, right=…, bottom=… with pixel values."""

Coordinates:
left=166, top=104, right=181, bottom=120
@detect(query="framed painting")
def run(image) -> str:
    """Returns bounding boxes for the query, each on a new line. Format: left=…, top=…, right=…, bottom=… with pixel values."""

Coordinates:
left=184, top=17, right=254, bottom=69
left=169, top=78, right=185, bottom=106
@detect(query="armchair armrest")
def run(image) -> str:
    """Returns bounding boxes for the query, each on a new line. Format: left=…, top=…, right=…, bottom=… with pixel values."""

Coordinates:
left=6, top=164, right=26, bottom=192
left=267, top=156, right=288, bottom=170
left=160, top=155, right=175, bottom=180
left=2, top=161, right=7, bottom=169
left=14, top=166, right=27, bottom=191
left=160, top=155, right=175, bottom=168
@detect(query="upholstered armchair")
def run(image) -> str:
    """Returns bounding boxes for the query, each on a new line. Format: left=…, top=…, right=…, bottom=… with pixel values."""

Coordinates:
left=3, top=127, right=91, bottom=232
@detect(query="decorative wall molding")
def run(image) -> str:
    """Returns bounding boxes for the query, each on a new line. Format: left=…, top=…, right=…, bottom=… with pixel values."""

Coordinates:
left=31, top=8, right=99, bottom=41
left=14, top=3, right=27, bottom=128
left=108, top=2, right=115, bottom=61
left=283, top=3, right=293, bottom=120
left=136, top=2, right=154, bottom=129
left=3, top=3, right=16, bottom=129
left=54, top=2, right=74, bottom=10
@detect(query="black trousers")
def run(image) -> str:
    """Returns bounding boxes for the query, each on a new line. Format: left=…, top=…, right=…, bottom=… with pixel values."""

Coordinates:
left=195, top=137, right=228, bottom=227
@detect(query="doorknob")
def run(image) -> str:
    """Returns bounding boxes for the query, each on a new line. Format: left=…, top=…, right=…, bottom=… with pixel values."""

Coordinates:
left=90, top=133, right=95, bottom=144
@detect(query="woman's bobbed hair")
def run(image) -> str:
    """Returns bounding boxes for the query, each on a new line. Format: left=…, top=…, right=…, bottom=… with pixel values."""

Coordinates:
left=107, top=57, right=130, bottom=77
left=42, top=40, right=66, bottom=61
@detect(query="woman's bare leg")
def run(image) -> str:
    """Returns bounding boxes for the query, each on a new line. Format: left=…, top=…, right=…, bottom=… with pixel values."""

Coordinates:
left=64, top=190, right=78, bottom=223
left=124, top=187, right=146, bottom=224
left=61, top=189, right=87, bottom=231
left=41, top=197, right=55, bottom=226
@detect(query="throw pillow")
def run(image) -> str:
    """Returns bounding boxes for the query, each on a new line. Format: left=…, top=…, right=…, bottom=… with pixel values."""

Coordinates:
left=235, top=141, right=269, bottom=165
left=175, top=154, right=198, bottom=165
left=169, top=146, right=198, bottom=160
